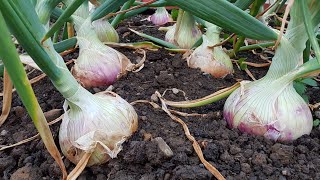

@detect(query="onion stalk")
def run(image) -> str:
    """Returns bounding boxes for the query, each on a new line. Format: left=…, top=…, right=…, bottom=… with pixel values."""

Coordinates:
left=165, top=10, right=202, bottom=49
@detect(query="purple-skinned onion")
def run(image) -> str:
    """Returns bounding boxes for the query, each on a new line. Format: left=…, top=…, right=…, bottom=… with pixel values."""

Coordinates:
left=72, top=17, right=132, bottom=88
left=148, top=7, right=172, bottom=26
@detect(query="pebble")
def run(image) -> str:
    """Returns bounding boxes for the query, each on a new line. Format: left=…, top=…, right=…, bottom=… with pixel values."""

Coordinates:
left=153, top=137, right=174, bottom=158
left=282, top=168, right=291, bottom=176
left=93, top=87, right=102, bottom=93
left=140, top=116, right=147, bottom=121
left=106, top=85, right=114, bottom=91
left=44, top=109, right=62, bottom=121
left=13, top=106, right=25, bottom=118
left=150, top=93, right=158, bottom=102
left=172, top=88, right=179, bottom=94
left=0, top=129, right=8, bottom=136
left=143, top=133, right=152, bottom=141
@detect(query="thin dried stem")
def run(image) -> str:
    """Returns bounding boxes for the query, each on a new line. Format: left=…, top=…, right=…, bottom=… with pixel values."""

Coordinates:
left=208, top=33, right=235, bottom=48
left=0, top=114, right=63, bottom=151
left=106, top=0, right=156, bottom=18
left=155, top=91, right=225, bottom=180
left=67, top=152, right=92, bottom=180
left=274, top=0, right=294, bottom=49
left=0, top=69, right=13, bottom=127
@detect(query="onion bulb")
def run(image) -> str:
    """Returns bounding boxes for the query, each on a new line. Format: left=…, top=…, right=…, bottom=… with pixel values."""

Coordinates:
left=92, top=19, right=119, bottom=43
left=72, top=17, right=132, bottom=88
left=59, top=88, right=138, bottom=166
left=148, top=7, right=172, bottom=26
left=223, top=38, right=313, bottom=141
left=165, top=11, right=202, bottom=49
left=187, top=24, right=233, bottom=78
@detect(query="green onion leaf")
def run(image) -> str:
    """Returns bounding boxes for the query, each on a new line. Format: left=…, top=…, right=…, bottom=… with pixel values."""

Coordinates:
left=166, top=0, right=278, bottom=40
left=42, top=0, right=86, bottom=43
left=300, top=0, right=320, bottom=64
left=0, top=10, right=67, bottom=179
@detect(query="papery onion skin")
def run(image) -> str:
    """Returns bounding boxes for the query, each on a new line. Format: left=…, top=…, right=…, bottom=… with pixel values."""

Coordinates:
left=149, top=7, right=172, bottom=26
left=187, top=35, right=233, bottom=78
left=223, top=82, right=313, bottom=141
left=59, top=90, right=138, bottom=166
left=92, top=19, right=119, bottom=43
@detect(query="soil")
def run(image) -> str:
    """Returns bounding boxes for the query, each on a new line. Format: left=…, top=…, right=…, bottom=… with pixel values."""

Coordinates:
left=1, top=14, right=320, bottom=180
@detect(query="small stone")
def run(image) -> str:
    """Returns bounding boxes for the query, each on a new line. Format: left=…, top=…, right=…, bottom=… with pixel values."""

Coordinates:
left=172, top=88, right=179, bottom=94
left=13, top=106, right=25, bottom=118
left=150, top=94, right=158, bottom=102
left=93, top=88, right=102, bottom=93
left=0, top=130, right=8, bottom=136
left=44, top=109, right=62, bottom=121
left=282, top=168, right=291, bottom=176
left=153, top=137, right=174, bottom=158
left=106, top=85, right=114, bottom=91
left=143, top=133, right=152, bottom=141
left=140, top=116, right=147, bottom=121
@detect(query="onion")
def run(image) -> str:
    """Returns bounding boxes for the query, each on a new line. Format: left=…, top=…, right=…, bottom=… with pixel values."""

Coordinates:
left=59, top=88, right=138, bottom=166
left=72, top=17, right=132, bottom=88
left=187, top=23, right=233, bottom=78
left=165, top=11, right=202, bottom=49
left=223, top=37, right=313, bottom=141
left=92, top=19, right=119, bottom=43
left=148, top=7, right=172, bottom=26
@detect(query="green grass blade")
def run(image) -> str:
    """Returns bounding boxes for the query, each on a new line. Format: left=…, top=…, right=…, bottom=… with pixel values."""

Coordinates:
left=91, top=0, right=129, bottom=21
left=0, top=11, right=67, bottom=179
left=42, top=0, right=86, bottom=42
left=166, top=0, right=278, bottom=40
left=111, top=0, right=135, bottom=27
left=300, top=0, right=320, bottom=64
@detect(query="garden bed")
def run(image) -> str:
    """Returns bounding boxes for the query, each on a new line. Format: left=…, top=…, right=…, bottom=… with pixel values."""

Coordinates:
left=1, top=14, right=320, bottom=180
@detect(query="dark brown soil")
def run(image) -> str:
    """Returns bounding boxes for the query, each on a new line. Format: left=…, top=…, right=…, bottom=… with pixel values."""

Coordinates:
left=1, top=14, right=320, bottom=180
